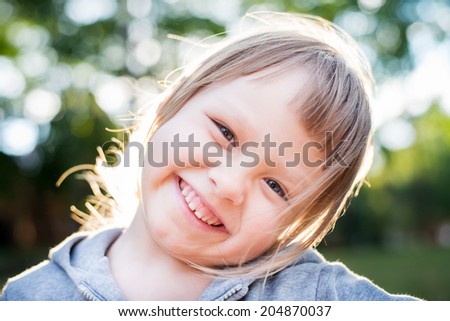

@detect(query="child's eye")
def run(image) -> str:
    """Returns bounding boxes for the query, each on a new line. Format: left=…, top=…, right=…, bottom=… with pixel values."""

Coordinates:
left=265, top=178, right=288, bottom=200
left=212, top=119, right=236, bottom=143
left=220, top=126, right=234, bottom=142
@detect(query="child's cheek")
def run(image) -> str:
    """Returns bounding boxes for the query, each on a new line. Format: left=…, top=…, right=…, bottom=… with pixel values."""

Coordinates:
left=172, top=130, right=213, bottom=169
left=146, top=122, right=209, bottom=169
left=145, top=129, right=170, bottom=167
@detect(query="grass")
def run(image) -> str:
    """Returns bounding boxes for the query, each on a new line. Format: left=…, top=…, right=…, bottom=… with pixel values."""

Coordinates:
left=320, top=246, right=450, bottom=300
left=1, top=245, right=449, bottom=300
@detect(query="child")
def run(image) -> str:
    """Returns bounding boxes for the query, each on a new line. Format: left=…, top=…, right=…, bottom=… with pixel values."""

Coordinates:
left=1, top=12, right=418, bottom=301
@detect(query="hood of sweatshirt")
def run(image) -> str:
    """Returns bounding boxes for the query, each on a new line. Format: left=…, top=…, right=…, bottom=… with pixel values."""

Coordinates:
left=49, top=227, right=125, bottom=300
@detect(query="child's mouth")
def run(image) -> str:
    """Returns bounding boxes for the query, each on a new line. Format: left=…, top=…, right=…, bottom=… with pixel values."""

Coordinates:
left=179, top=178, right=224, bottom=227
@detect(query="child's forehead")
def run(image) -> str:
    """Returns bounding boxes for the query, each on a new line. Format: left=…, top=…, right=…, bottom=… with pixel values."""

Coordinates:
left=210, top=66, right=314, bottom=101
left=226, top=68, right=315, bottom=118
left=200, top=67, right=315, bottom=131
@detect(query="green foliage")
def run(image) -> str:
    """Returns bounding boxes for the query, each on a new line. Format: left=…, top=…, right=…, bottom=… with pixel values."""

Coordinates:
left=321, top=106, right=450, bottom=249
left=322, top=246, right=450, bottom=300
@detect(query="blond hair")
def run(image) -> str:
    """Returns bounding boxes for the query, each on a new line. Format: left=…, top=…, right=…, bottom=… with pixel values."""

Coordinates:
left=65, top=12, right=374, bottom=279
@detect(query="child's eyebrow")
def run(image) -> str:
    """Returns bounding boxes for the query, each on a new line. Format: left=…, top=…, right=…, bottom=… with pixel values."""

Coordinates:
left=212, top=97, right=255, bottom=139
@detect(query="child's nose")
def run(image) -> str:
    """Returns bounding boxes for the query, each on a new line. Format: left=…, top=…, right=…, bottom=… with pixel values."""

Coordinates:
left=207, top=160, right=249, bottom=206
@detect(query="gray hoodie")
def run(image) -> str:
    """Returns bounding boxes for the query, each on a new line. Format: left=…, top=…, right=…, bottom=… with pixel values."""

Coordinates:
left=0, top=228, right=418, bottom=301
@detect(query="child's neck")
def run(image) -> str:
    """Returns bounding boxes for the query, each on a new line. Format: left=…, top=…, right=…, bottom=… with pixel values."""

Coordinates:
left=107, top=209, right=213, bottom=300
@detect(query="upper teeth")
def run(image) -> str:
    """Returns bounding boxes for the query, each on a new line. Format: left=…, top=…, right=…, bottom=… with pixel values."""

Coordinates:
left=180, top=179, right=222, bottom=227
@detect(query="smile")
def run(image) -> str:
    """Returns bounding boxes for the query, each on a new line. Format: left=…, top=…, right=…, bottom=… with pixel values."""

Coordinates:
left=179, top=178, right=224, bottom=227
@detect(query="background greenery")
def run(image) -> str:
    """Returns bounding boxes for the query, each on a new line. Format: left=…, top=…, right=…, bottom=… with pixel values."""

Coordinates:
left=1, top=0, right=449, bottom=300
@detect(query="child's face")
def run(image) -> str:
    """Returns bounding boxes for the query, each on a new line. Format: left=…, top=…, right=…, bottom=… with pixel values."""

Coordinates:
left=140, top=68, right=320, bottom=266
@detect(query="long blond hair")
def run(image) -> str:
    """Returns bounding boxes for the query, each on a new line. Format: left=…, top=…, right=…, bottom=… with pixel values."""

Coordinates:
left=63, top=12, right=374, bottom=279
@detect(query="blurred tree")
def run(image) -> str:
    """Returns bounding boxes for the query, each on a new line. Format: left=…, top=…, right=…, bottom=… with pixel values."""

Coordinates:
left=323, top=105, right=450, bottom=248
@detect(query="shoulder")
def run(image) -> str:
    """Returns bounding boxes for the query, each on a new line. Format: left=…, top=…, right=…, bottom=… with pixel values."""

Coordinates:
left=1, top=259, right=83, bottom=301
left=313, top=254, right=418, bottom=300
left=249, top=249, right=419, bottom=301
left=247, top=249, right=326, bottom=300
left=1, top=227, right=123, bottom=301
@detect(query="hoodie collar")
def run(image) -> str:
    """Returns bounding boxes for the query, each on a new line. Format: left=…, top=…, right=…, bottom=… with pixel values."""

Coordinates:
left=50, top=227, right=125, bottom=301
left=49, top=227, right=259, bottom=301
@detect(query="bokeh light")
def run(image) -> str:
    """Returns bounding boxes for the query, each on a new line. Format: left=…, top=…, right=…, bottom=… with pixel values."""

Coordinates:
left=134, top=38, right=162, bottom=67
left=24, top=89, right=62, bottom=124
left=127, top=0, right=152, bottom=18
left=6, top=23, right=50, bottom=51
left=0, top=57, right=26, bottom=98
left=378, top=118, right=416, bottom=151
left=17, top=51, right=51, bottom=79
left=358, top=0, right=386, bottom=13
left=94, top=77, right=133, bottom=116
left=64, top=0, right=118, bottom=25
left=0, top=118, right=39, bottom=156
